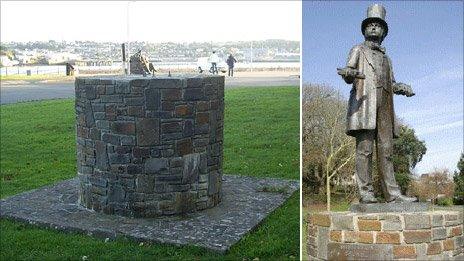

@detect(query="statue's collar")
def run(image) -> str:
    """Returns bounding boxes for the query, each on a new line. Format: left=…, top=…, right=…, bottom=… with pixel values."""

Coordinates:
left=363, top=41, right=386, bottom=53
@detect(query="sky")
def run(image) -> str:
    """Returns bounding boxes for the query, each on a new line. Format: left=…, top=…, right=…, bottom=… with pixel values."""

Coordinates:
left=302, top=1, right=464, bottom=175
left=0, top=1, right=301, bottom=42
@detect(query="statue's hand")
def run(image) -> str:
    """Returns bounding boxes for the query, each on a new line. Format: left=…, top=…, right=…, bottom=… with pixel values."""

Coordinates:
left=344, top=68, right=358, bottom=78
left=394, top=83, right=415, bottom=97
left=405, top=85, right=415, bottom=97
left=337, top=67, right=358, bottom=84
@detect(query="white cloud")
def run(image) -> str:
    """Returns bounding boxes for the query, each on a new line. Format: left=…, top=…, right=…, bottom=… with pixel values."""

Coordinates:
left=398, top=105, right=462, bottom=122
left=407, top=67, right=463, bottom=92
left=415, top=120, right=463, bottom=136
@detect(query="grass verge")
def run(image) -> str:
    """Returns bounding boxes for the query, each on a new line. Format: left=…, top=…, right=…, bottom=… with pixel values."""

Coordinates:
left=0, top=74, right=74, bottom=82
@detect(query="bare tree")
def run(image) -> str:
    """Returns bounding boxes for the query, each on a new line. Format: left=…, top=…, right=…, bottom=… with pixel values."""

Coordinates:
left=302, top=84, right=355, bottom=211
left=410, top=168, right=455, bottom=208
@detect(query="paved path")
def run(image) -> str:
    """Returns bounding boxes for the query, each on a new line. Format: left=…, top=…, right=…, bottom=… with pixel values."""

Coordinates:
left=1, top=76, right=299, bottom=104
left=0, top=175, right=298, bottom=253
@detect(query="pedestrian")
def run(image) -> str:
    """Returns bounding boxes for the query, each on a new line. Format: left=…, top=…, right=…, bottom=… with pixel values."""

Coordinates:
left=226, top=54, right=237, bottom=77
left=66, top=62, right=75, bottom=76
left=208, top=51, right=219, bottom=74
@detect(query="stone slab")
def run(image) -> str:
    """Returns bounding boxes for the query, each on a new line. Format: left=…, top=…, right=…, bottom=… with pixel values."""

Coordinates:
left=327, top=242, right=393, bottom=260
left=0, top=175, right=298, bottom=253
left=350, top=202, right=430, bottom=213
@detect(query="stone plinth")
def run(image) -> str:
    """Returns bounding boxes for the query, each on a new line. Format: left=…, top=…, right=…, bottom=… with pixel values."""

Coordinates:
left=75, top=75, right=224, bottom=217
left=307, top=210, right=464, bottom=260
left=350, top=202, right=431, bottom=213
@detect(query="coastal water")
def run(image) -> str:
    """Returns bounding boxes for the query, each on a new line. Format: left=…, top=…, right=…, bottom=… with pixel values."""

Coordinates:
left=0, top=61, right=299, bottom=76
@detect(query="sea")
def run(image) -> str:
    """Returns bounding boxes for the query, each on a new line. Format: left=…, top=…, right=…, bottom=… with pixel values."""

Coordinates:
left=0, top=61, right=299, bottom=76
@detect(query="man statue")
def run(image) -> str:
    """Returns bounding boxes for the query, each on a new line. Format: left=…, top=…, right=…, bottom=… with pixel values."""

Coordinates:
left=338, top=4, right=417, bottom=203
left=130, top=50, right=156, bottom=76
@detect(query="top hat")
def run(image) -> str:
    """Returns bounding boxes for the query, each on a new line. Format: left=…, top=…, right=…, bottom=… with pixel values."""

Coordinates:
left=361, top=4, right=388, bottom=37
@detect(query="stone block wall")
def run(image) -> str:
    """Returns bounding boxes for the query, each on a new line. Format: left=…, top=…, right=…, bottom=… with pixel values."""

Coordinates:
left=307, top=211, right=464, bottom=260
left=75, top=75, right=224, bottom=217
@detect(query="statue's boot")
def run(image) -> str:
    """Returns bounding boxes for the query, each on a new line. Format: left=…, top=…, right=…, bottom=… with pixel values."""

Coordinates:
left=390, top=194, right=418, bottom=203
left=360, top=193, right=378, bottom=203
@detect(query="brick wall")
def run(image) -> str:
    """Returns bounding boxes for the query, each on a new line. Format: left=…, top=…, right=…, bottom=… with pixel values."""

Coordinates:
left=307, top=211, right=464, bottom=260
left=75, top=75, right=224, bottom=217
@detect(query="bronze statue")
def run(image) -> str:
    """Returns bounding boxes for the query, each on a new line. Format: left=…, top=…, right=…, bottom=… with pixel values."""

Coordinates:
left=338, top=4, right=417, bottom=203
left=130, top=50, right=156, bottom=76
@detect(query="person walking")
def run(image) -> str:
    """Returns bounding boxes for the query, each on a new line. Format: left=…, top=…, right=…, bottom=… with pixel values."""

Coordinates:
left=208, top=51, right=219, bottom=74
left=226, top=54, right=237, bottom=77
left=65, top=62, right=75, bottom=76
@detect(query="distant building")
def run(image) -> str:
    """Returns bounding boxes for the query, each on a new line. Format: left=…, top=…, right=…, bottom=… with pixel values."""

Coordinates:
left=14, top=50, right=40, bottom=64
left=16, top=55, right=35, bottom=64
left=0, top=55, right=19, bottom=66
left=75, top=60, right=113, bottom=66
left=46, top=52, right=81, bottom=64
left=274, top=52, right=300, bottom=61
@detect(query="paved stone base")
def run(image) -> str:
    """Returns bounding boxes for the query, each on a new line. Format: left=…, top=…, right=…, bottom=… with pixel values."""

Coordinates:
left=350, top=202, right=430, bottom=213
left=307, top=210, right=464, bottom=260
left=0, top=175, right=298, bottom=253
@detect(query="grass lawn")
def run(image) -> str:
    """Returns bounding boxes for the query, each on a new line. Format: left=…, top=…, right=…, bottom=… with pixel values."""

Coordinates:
left=0, top=86, right=299, bottom=260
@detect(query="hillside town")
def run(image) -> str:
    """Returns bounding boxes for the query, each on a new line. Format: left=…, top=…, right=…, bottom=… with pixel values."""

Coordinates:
left=0, top=39, right=299, bottom=66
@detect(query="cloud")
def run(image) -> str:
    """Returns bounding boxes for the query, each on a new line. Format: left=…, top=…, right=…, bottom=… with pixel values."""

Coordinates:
left=415, top=120, right=463, bottom=136
left=398, top=105, right=462, bottom=122
left=409, top=67, right=463, bottom=88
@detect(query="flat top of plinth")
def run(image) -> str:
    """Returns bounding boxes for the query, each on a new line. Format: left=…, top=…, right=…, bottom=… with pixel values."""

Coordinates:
left=0, top=175, right=298, bottom=253
left=76, top=74, right=224, bottom=81
left=350, top=202, right=431, bottom=213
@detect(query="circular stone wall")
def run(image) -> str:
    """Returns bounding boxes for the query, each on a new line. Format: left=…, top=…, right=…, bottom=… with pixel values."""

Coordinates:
left=307, top=210, right=464, bottom=260
left=75, top=75, right=224, bottom=217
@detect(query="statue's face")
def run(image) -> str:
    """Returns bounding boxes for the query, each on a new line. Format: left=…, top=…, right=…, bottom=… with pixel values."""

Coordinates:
left=364, top=22, right=385, bottom=40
